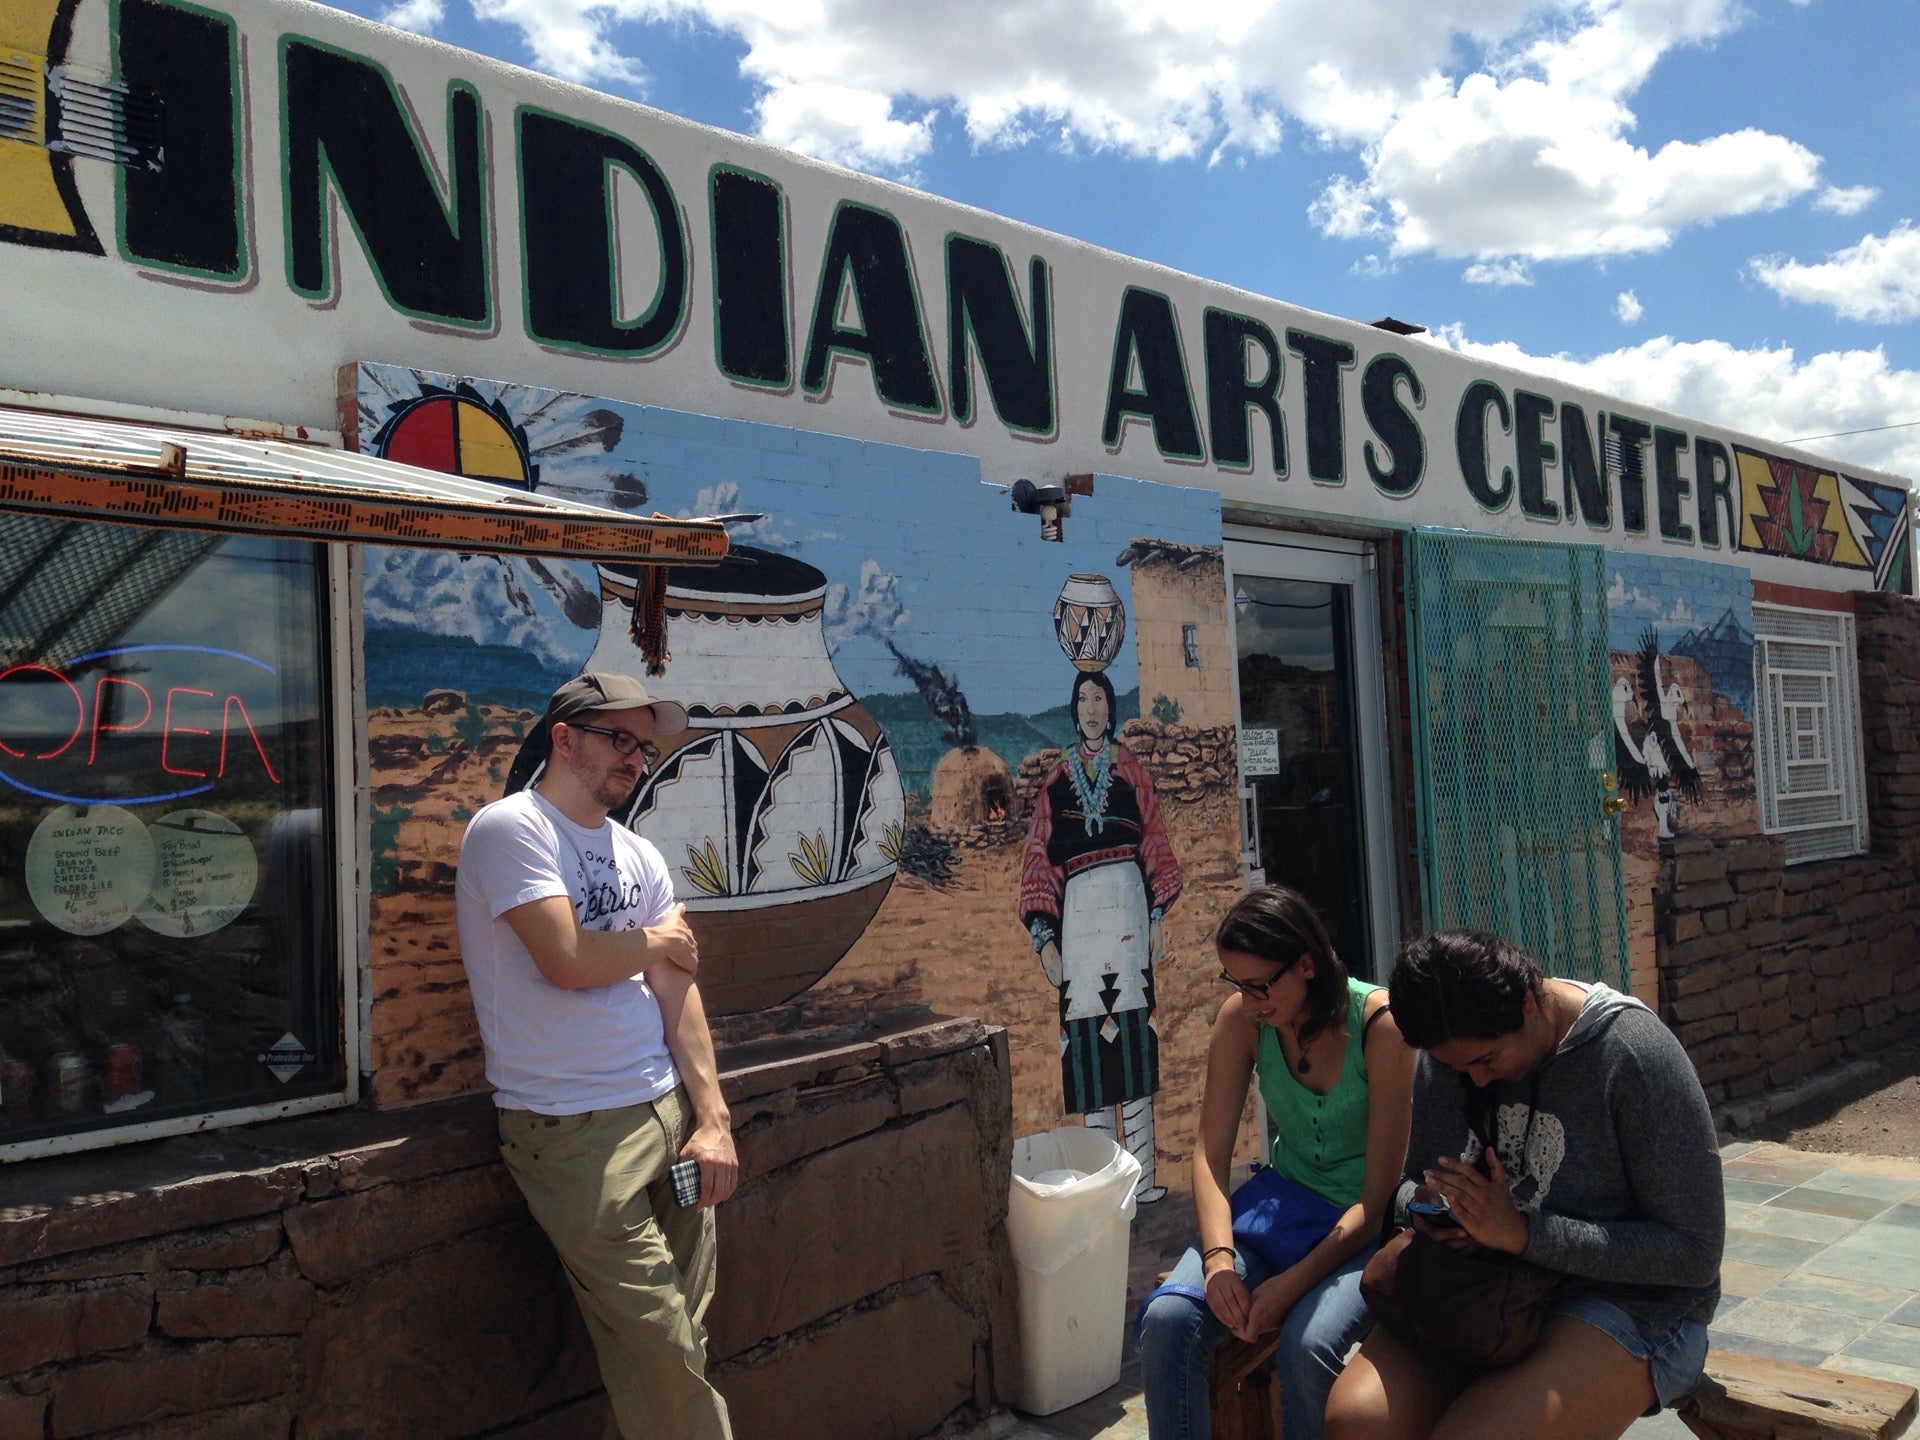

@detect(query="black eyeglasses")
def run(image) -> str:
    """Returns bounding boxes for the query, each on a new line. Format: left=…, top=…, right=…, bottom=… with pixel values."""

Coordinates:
left=568, top=723, right=661, bottom=767
left=1219, top=966, right=1292, bottom=1000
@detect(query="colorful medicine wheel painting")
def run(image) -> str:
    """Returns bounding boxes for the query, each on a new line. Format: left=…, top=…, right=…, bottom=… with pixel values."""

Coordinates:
left=371, top=387, right=538, bottom=490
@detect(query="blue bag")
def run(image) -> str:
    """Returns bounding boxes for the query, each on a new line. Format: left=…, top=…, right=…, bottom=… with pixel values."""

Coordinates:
left=1230, top=1163, right=1345, bottom=1272
left=1135, top=1165, right=1344, bottom=1340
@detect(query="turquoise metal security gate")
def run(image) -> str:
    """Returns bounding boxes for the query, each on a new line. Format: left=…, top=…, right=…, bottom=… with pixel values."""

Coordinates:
left=1406, top=530, right=1630, bottom=988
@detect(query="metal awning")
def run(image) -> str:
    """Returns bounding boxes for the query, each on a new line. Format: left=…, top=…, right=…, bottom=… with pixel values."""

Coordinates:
left=0, top=406, right=730, bottom=565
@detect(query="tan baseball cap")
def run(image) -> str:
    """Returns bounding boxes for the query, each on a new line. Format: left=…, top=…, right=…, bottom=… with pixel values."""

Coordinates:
left=545, top=672, right=689, bottom=737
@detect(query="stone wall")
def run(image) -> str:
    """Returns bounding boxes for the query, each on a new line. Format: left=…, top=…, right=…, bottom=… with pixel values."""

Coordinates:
left=1013, top=719, right=1238, bottom=815
left=0, top=1018, right=1017, bottom=1440
left=1656, top=592, right=1920, bottom=1105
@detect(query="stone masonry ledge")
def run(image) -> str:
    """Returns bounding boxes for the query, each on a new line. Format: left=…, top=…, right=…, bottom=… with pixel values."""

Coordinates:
left=0, top=1014, right=992, bottom=1273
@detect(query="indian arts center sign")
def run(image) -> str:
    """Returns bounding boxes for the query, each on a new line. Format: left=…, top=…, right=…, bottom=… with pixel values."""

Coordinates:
left=2, top=0, right=1911, bottom=590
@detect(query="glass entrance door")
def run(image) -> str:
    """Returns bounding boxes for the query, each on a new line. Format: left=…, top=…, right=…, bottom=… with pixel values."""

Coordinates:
left=1226, top=535, right=1398, bottom=980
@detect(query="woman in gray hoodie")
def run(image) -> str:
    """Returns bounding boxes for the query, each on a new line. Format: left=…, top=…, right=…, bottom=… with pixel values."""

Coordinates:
left=1326, top=931, right=1723, bottom=1440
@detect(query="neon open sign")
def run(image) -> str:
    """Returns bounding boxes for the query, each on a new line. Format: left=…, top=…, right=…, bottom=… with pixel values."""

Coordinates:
left=0, top=645, right=284, bottom=806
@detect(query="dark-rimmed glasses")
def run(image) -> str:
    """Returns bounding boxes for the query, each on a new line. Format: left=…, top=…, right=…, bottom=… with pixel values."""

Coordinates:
left=568, top=723, right=661, bottom=768
left=1218, top=966, right=1291, bottom=1001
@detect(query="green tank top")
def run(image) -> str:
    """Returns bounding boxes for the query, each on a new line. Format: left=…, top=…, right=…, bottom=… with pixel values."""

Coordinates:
left=1257, top=977, right=1381, bottom=1209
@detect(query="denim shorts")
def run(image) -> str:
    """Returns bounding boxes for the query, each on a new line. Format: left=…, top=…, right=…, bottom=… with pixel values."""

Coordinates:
left=1549, top=1290, right=1710, bottom=1411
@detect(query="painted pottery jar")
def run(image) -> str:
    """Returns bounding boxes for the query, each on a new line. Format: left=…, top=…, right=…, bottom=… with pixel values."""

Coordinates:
left=1053, top=573, right=1127, bottom=672
left=585, top=547, right=904, bottom=1014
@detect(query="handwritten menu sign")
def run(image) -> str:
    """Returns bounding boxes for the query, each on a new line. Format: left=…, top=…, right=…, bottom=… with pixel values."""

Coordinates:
left=24, top=805, right=156, bottom=936
left=136, top=810, right=258, bottom=938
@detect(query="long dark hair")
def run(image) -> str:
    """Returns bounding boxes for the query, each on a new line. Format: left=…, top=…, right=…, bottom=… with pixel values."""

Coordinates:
left=1068, top=670, right=1117, bottom=743
left=1215, top=885, right=1348, bottom=1046
left=1387, top=929, right=1544, bottom=1050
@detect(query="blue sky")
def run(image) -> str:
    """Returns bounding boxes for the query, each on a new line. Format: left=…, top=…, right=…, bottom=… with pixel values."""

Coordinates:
left=318, top=0, right=1920, bottom=483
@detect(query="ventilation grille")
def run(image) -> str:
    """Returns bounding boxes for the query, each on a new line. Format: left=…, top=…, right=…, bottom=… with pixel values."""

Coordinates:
left=0, top=54, right=162, bottom=169
left=47, top=64, right=163, bottom=170
left=0, top=52, right=44, bottom=143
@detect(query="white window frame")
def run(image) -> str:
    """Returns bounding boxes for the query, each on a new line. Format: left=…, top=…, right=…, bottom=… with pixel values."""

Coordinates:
left=0, top=396, right=362, bottom=1161
left=1751, top=603, right=1870, bottom=865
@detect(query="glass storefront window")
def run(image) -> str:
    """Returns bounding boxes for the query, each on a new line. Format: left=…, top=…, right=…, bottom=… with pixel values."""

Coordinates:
left=0, top=516, right=340, bottom=1152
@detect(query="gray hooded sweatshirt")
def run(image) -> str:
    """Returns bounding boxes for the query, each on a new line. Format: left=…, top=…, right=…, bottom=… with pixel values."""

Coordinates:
left=1400, top=983, right=1723, bottom=1341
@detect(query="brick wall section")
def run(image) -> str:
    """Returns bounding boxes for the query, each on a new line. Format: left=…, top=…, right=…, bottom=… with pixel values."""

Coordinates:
left=0, top=1019, right=1018, bottom=1440
left=1658, top=592, right=1920, bottom=1105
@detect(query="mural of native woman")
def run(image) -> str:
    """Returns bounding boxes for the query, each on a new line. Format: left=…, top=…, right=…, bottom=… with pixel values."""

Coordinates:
left=1019, top=666, right=1183, bottom=1202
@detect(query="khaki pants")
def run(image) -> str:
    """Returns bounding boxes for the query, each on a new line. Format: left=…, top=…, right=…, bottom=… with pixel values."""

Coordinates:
left=498, top=1090, right=732, bottom=1440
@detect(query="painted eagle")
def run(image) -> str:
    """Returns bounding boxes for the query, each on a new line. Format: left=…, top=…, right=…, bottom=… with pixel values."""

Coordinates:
left=1613, top=629, right=1703, bottom=805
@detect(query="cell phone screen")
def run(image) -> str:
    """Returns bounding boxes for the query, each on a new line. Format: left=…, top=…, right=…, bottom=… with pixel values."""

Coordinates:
left=1407, top=1198, right=1460, bottom=1227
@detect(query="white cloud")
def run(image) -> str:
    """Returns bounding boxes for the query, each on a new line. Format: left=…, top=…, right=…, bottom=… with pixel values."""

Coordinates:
left=1430, top=328, right=1920, bottom=478
left=1817, top=185, right=1879, bottom=216
left=449, top=0, right=1832, bottom=266
left=680, top=480, right=788, bottom=547
left=823, top=559, right=908, bottom=646
left=755, top=81, right=936, bottom=172
left=1614, top=290, right=1643, bottom=324
left=1463, top=258, right=1533, bottom=286
left=364, top=551, right=586, bottom=668
left=468, top=0, right=642, bottom=84
left=1750, top=222, right=1920, bottom=324
left=1607, top=571, right=1652, bottom=611
left=379, top=0, right=444, bottom=32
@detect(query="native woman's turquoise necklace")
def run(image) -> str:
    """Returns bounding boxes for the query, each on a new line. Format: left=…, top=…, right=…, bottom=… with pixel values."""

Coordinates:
left=1068, top=741, right=1113, bottom=834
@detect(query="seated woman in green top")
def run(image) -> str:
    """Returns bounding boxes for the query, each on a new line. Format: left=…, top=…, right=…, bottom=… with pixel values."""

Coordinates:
left=1140, top=886, right=1416, bottom=1440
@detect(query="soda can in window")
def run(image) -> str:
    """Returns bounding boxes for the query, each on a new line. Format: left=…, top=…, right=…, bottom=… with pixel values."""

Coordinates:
left=103, top=1044, right=142, bottom=1103
left=2, top=1061, right=34, bottom=1121
left=49, top=1053, right=91, bottom=1114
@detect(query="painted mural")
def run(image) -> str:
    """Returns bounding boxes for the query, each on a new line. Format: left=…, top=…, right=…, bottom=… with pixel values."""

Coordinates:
left=1736, top=447, right=1913, bottom=594
left=351, top=361, right=1240, bottom=1173
left=1605, top=551, right=1757, bottom=850
left=1019, top=589, right=1183, bottom=1200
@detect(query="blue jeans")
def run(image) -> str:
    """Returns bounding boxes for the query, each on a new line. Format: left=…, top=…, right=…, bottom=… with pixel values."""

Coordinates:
left=1139, top=1241, right=1375, bottom=1440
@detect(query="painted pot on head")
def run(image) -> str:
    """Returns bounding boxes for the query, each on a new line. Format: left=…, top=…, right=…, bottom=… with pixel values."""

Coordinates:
left=1053, top=573, right=1127, bottom=672
left=584, top=546, right=905, bottom=1015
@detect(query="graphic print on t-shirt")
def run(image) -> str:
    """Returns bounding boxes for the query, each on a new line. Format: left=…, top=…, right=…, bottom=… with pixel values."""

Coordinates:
left=1462, top=1102, right=1568, bottom=1213
left=577, top=844, right=653, bottom=929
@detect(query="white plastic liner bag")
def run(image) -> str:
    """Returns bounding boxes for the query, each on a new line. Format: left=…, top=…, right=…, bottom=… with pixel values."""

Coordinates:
left=1006, top=1126, right=1142, bottom=1414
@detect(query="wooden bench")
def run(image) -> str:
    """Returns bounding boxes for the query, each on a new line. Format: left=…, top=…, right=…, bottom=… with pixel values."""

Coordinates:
left=1676, top=1349, right=1917, bottom=1440
left=1204, top=1340, right=1918, bottom=1440
left=1209, top=1334, right=1281, bottom=1440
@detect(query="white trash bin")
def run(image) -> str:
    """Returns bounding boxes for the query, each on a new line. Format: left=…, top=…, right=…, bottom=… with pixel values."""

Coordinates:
left=1007, top=1126, right=1142, bottom=1415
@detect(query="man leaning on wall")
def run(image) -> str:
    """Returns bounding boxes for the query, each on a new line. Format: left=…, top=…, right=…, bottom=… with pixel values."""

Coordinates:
left=455, top=672, right=738, bottom=1440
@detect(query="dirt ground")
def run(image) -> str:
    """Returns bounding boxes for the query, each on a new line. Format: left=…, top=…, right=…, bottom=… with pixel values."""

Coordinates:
left=1745, top=1032, right=1920, bottom=1158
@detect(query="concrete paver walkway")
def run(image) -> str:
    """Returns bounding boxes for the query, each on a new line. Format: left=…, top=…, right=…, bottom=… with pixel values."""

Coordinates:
left=980, top=1141, right=1920, bottom=1440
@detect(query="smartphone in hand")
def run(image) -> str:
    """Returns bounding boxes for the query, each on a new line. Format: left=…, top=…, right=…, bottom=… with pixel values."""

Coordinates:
left=1407, top=1195, right=1461, bottom=1228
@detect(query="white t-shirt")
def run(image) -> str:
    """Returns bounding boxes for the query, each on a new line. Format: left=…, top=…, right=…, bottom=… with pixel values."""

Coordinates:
left=455, top=788, right=680, bottom=1114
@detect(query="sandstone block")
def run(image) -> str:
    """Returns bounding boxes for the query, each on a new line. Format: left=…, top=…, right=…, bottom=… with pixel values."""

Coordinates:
left=1673, top=852, right=1730, bottom=885
left=0, top=1282, right=151, bottom=1373
left=709, top=1106, right=992, bottom=1361
left=50, top=1341, right=292, bottom=1438
left=298, top=1224, right=599, bottom=1438
left=0, top=1390, right=44, bottom=1440
left=0, top=1168, right=305, bottom=1271
left=284, top=1165, right=524, bottom=1288
left=158, top=1276, right=315, bottom=1339
left=735, top=1077, right=897, bottom=1180
left=157, top=1220, right=285, bottom=1274
left=1673, top=879, right=1737, bottom=910
left=713, top=1280, right=977, bottom=1440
